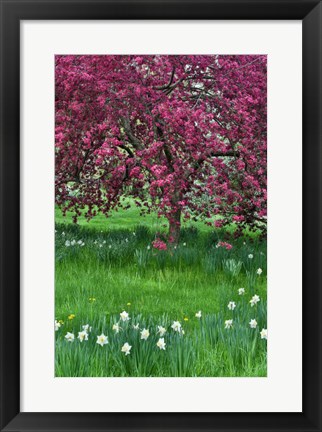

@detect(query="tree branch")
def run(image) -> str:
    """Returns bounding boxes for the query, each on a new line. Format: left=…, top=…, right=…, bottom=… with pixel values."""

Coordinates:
left=154, top=66, right=176, bottom=90
left=117, top=143, right=135, bottom=158
left=120, top=117, right=143, bottom=149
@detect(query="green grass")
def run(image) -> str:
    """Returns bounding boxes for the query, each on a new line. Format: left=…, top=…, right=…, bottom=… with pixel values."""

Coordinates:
left=55, top=199, right=259, bottom=235
left=55, top=205, right=267, bottom=377
left=56, top=196, right=219, bottom=233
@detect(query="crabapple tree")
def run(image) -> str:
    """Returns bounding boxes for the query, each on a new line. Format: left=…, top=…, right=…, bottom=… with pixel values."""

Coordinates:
left=55, top=55, right=267, bottom=243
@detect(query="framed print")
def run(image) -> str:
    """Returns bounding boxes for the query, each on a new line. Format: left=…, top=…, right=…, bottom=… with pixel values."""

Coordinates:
left=0, top=0, right=321, bottom=431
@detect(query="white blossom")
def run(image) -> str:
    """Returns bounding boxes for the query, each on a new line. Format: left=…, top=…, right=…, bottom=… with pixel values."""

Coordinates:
left=77, top=330, right=88, bottom=342
left=96, top=333, right=108, bottom=346
left=120, top=311, right=130, bottom=322
left=157, top=325, right=167, bottom=336
left=156, top=338, right=166, bottom=350
left=227, top=301, right=236, bottom=310
left=249, top=319, right=258, bottom=329
left=260, top=328, right=268, bottom=339
left=121, top=342, right=132, bottom=355
left=112, top=323, right=121, bottom=333
left=225, top=319, right=233, bottom=329
left=250, top=295, right=260, bottom=307
left=140, top=328, right=150, bottom=340
left=171, top=321, right=182, bottom=332
left=65, top=332, right=75, bottom=342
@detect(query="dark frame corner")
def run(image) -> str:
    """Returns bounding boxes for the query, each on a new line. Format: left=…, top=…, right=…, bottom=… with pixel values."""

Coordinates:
left=0, top=1, right=321, bottom=431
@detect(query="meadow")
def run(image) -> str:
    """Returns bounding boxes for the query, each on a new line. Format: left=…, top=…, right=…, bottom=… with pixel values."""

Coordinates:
left=55, top=203, right=267, bottom=377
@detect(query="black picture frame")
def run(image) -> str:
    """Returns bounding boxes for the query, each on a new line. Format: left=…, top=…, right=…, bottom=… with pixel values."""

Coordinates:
left=0, top=1, right=321, bottom=431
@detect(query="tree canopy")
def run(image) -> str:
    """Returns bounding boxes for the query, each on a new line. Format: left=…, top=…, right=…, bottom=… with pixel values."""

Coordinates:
left=55, top=55, right=267, bottom=241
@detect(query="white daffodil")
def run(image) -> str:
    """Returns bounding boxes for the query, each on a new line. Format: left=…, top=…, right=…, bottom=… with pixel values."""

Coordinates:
left=171, top=321, right=182, bottom=333
left=65, top=240, right=71, bottom=247
left=157, top=325, right=167, bottom=336
left=260, top=328, right=268, bottom=339
left=112, top=323, right=121, bottom=333
left=156, top=338, right=166, bottom=350
left=121, top=342, right=132, bottom=355
left=256, top=268, right=263, bottom=275
left=108, top=245, right=112, bottom=249
left=120, top=311, right=130, bottom=322
left=183, top=242, right=187, bottom=246
left=147, top=245, right=151, bottom=250
left=195, top=311, right=202, bottom=319
left=248, top=254, right=253, bottom=259
left=71, top=240, right=76, bottom=246
left=96, top=333, right=108, bottom=347
left=55, top=320, right=61, bottom=331
left=238, top=288, right=245, bottom=295
left=65, top=332, right=75, bottom=342
left=140, top=328, right=150, bottom=340
left=132, top=323, right=140, bottom=330
left=62, top=232, right=65, bottom=236
left=227, top=301, right=236, bottom=311
left=77, top=330, right=88, bottom=342
left=250, top=294, right=260, bottom=307
left=77, top=240, right=83, bottom=245
left=225, top=319, right=233, bottom=329
left=82, top=324, right=92, bottom=333
left=125, top=238, right=129, bottom=243
left=249, top=319, right=258, bottom=329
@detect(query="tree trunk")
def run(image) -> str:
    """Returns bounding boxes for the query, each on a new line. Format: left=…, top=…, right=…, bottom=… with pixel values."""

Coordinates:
left=168, top=208, right=181, bottom=245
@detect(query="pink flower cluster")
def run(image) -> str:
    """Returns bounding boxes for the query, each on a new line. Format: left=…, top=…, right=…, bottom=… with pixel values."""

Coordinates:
left=152, top=239, right=167, bottom=251
left=216, top=241, right=233, bottom=250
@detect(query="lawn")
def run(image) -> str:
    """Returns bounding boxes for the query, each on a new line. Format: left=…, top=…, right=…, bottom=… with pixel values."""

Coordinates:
left=55, top=204, right=267, bottom=377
